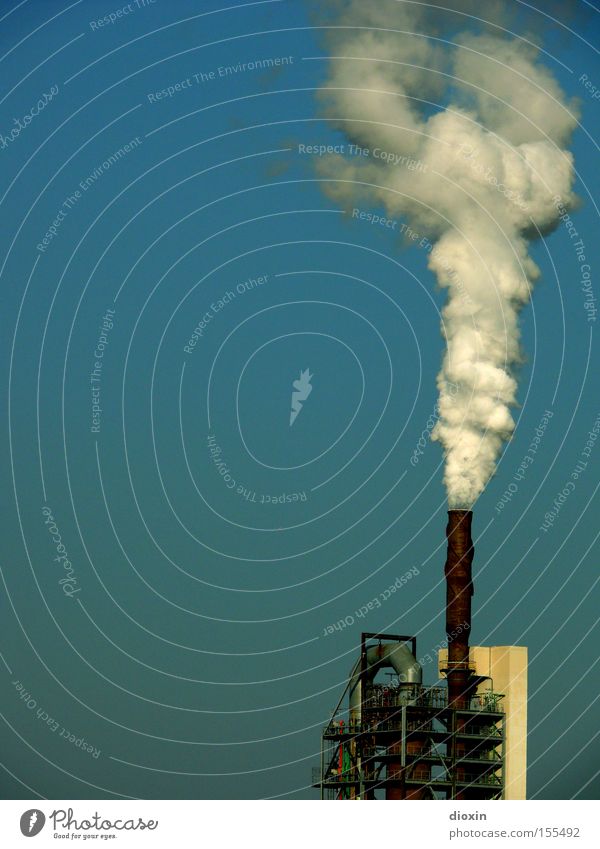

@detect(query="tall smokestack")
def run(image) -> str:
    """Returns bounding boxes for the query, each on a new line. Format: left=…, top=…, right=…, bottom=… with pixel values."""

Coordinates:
left=445, top=509, right=474, bottom=709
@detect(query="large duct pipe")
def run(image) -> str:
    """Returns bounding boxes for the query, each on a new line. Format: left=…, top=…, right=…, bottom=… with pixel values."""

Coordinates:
left=445, top=509, right=474, bottom=709
left=349, top=642, right=422, bottom=719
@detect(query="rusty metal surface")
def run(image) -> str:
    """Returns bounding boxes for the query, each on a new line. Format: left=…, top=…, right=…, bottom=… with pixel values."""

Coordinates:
left=445, top=510, right=474, bottom=709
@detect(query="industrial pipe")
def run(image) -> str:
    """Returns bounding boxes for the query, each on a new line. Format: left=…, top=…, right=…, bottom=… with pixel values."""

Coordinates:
left=348, top=641, right=422, bottom=800
left=445, top=509, right=474, bottom=709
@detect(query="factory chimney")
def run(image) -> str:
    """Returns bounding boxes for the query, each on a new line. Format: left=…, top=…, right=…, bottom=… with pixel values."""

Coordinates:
left=444, top=509, right=474, bottom=709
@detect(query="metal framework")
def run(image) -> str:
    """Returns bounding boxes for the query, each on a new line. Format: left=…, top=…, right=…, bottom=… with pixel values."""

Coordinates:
left=315, top=633, right=505, bottom=800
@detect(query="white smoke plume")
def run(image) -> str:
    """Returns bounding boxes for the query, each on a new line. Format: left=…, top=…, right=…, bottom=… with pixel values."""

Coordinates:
left=314, top=0, right=579, bottom=507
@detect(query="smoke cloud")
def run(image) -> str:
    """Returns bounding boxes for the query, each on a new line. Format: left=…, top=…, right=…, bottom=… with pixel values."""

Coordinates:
left=314, top=0, right=579, bottom=507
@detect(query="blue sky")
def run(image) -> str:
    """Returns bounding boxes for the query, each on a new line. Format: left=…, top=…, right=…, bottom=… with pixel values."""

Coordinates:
left=0, top=0, right=599, bottom=800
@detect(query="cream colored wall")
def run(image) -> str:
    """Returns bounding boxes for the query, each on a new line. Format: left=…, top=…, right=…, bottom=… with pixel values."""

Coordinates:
left=438, top=645, right=528, bottom=800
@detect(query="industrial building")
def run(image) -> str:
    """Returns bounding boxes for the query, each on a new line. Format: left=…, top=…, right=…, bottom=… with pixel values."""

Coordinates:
left=315, top=511, right=527, bottom=800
